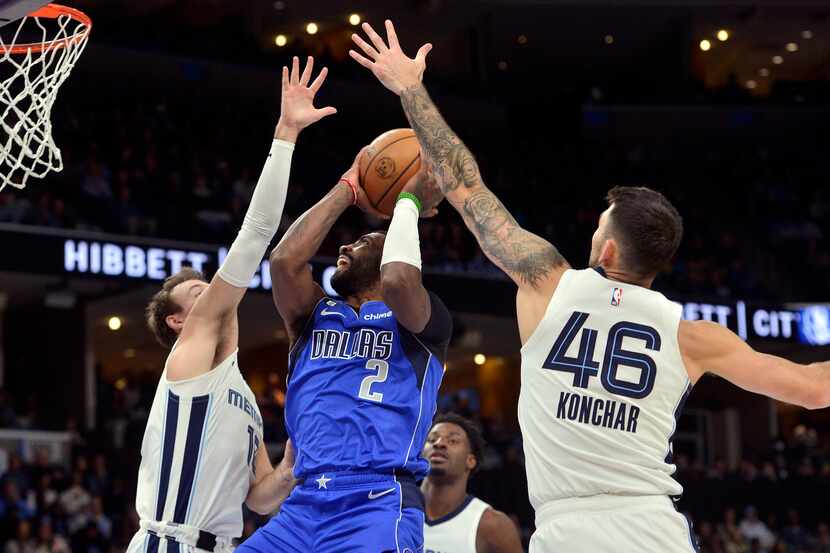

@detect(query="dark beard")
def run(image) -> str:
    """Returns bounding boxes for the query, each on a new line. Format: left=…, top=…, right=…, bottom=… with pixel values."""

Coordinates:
left=427, top=465, right=448, bottom=478
left=330, top=256, right=380, bottom=298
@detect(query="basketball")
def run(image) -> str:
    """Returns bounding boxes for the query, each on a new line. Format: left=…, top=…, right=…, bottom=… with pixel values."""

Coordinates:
left=358, top=128, right=422, bottom=216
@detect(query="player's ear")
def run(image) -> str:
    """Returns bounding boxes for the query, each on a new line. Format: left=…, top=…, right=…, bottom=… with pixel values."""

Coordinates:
left=466, top=453, right=477, bottom=473
left=598, top=238, right=617, bottom=268
left=165, top=313, right=184, bottom=334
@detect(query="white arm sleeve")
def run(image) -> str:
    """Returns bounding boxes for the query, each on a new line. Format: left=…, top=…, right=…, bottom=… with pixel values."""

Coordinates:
left=216, top=139, right=294, bottom=288
left=380, top=197, right=422, bottom=270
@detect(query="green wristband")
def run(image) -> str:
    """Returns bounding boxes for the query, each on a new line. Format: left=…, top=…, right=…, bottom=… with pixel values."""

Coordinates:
left=397, top=192, right=422, bottom=212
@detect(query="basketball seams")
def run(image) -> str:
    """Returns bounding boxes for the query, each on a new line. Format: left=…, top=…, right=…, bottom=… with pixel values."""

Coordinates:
left=362, top=132, right=415, bottom=181
left=360, top=134, right=413, bottom=185
left=368, top=135, right=421, bottom=208
left=363, top=134, right=418, bottom=205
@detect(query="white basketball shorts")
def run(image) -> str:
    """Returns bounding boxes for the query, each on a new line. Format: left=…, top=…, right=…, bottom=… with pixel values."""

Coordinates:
left=530, top=494, right=699, bottom=553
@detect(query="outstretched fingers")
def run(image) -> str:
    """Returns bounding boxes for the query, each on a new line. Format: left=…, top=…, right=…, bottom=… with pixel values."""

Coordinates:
left=315, top=106, right=338, bottom=120
left=351, top=33, right=380, bottom=60
left=415, top=43, right=433, bottom=63
left=384, top=20, right=400, bottom=50
left=300, top=56, right=314, bottom=86
left=290, top=56, right=300, bottom=85
left=348, top=49, right=374, bottom=70
left=309, top=66, right=328, bottom=93
left=361, top=22, right=389, bottom=52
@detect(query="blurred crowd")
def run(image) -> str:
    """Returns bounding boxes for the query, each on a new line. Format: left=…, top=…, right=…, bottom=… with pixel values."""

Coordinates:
left=0, top=89, right=827, bottom=301
left=2, top=386, right=830, bottom=553
left=672, top=425, right=830, bottom=553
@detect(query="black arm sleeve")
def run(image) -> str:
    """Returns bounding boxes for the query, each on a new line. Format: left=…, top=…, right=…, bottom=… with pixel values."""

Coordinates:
left=415, top=291, right=453, bottom=364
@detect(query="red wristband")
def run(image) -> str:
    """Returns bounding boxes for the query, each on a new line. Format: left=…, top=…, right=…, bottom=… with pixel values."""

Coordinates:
left=339, top=178, right=357, bottom=205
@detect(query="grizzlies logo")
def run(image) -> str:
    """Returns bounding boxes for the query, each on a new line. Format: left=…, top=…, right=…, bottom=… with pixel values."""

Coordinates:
left=375, top=156, right=396, bottom=179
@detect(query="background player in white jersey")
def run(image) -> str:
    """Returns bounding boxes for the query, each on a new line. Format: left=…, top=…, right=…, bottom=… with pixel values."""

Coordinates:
left=127, top=57, right=335, bottom=553
left=350, top=20, right=830, bottom=553
left=422, top=414, right=522, bottom=553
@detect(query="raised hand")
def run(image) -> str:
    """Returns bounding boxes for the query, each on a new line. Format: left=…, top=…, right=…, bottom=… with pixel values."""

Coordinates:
left=349, top=20, right=432, bottom=96
left=276, top=56, right=337, bottom=142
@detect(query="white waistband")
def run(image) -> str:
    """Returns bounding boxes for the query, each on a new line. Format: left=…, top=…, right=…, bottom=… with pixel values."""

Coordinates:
left=535, top=494, right=673, bottom=528
left=139, top=520, right=235, bottom=550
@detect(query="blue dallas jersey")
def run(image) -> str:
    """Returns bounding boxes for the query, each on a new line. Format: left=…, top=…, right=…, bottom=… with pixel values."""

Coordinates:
left=285, top=293, right=451, bottom=481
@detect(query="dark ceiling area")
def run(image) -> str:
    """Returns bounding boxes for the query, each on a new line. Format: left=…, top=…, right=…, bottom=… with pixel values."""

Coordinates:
left=63, top=0, right=827, bottom=99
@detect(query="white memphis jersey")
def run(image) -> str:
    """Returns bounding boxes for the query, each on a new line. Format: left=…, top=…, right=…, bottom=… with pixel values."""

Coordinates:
left=519, top=268, right=691, bottom=510
left=134, top=348, right=263, bottom=539
left=424, top=496, right=491, bottom=553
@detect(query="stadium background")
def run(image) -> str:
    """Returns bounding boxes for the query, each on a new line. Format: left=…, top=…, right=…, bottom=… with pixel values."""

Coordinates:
left=1, top=0, right=830, bottom=551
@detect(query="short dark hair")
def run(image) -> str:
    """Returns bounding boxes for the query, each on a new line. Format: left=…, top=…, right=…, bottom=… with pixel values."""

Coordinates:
left=432, top=413, right=486, bottom=474
left=605, top=186, right=683, bottom=277
left=145, top=267, right=206, bottom=349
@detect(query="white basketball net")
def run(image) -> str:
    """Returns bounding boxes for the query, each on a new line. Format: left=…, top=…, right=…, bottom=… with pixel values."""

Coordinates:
left=0, top=6, right=90, bottom=191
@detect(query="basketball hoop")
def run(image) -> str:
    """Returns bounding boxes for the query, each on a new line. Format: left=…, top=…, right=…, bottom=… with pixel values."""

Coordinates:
left=0, top=3, right=91, bottom=192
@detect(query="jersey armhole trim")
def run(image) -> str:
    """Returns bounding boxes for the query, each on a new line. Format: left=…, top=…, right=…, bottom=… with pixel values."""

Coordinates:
left=401, top=330, right=434, bottom=470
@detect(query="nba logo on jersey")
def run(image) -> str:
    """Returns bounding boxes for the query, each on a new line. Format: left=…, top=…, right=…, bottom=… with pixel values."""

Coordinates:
left=611, top=287, right=623, bottom=306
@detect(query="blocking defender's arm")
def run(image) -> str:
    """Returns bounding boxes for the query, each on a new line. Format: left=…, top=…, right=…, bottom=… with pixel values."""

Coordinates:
left=246, top=439, right=297, bottom=515
left=168, top=56, right=335, bottom=380
left=350, top=21, right=569, bottom=342
left=399, top=83, right=568, bottom=290
left=679, top=320, right=830, bottom=409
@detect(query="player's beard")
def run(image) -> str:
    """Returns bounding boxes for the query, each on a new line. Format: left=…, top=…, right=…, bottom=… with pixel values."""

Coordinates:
left=426, top=462, right=465, bottom=485
left=428, top=465, right=449, bottom=478
left=330, top=254, right=381, bottom=298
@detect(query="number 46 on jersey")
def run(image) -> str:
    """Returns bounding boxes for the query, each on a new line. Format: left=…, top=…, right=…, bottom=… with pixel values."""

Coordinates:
left=543, top=311, right=661, bottom=400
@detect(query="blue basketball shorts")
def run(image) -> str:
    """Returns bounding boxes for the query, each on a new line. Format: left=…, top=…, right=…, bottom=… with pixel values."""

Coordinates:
left=237, top=470, right=425, bottom=553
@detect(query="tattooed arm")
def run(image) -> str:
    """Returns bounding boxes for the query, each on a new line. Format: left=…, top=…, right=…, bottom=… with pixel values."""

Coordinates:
left=351, top=20, right=569, bottom=342
left=401, top=86, right=570, bottom=342
left=349, top=21, right=568, bottom=290
left=400, top=84, right=568, bottom=289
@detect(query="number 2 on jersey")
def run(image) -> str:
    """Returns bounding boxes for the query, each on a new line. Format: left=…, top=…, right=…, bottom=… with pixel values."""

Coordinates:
left=544, top=311, right=661, bottom=399
left=358, top=359, right=389, bottom=403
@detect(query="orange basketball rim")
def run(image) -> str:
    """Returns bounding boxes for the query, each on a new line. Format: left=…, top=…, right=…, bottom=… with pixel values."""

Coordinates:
left=0, top=3, right=91, bottom=55
left=0, top=2, right=92, bottom=191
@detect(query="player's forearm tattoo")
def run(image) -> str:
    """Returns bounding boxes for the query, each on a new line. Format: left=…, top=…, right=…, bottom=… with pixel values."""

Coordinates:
left=407, top=168, right=442, bottom=212
left=400, top=85, right=480, bottom=192
left=400, top=84, right=565, bottom=287
left=462, top=190, right=565, bottom=287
